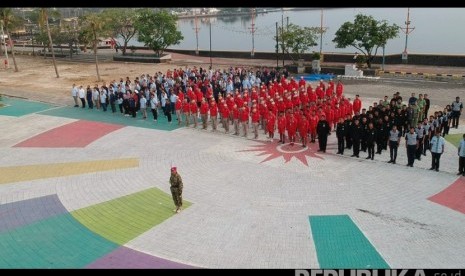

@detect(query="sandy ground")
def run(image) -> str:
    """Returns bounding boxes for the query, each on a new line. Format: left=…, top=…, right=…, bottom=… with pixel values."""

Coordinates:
left=0, top=55, right=180, bottom=105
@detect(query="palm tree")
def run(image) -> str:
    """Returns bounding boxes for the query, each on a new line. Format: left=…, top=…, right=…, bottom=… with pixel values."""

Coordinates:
left=39, top=8, right=59, bottom=78
left=0, top=8, right=19, bottom=72
left=80, top=13, right=109, bottom=82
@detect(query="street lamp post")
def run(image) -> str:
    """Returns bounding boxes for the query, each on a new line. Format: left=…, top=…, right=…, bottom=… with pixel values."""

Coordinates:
left=209, top=20, right=212, bottom=69
left=275, top=21, right=279, bottom=69
left=400, top=7, right=414, bottom=64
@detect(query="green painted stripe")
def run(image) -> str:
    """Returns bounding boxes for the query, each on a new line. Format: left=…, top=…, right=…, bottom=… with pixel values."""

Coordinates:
left=0, top=213, right=117, bottom=268
left=309, top=215, right=389, bottom=269
left=0, top=97, right=56, bottom=117
left=38, top=105, right=181, bottom=131
left=71, top=188, right=192, bottom=245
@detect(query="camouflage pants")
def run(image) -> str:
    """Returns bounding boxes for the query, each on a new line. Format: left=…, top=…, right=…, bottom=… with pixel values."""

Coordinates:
left=170, top=186, right=183, bottom=208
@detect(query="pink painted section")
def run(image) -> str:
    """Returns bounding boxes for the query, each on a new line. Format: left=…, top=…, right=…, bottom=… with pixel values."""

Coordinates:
left=14, top=120, right=124, bottom=148
left=428, top=177, right=465, bottom=215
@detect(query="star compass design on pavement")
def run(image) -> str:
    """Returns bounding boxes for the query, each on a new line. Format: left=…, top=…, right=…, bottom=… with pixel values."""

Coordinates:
left=238, top=139, right=327, bottom=166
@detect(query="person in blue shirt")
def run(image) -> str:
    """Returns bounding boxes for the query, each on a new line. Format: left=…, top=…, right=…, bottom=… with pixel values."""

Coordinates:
left=430, top=130, right=446, bottom=172
left=458, top=134, right=465, bottom=176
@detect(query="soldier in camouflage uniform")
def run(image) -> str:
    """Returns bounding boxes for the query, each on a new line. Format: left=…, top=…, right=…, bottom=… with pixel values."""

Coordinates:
left=169, top=167, right=183, bottom=213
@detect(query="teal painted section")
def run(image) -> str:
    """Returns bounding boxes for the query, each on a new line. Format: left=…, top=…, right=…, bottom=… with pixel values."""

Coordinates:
left=0, top=213, right=118, bottom=268
left=38, top=106, right=181, bottom=131
left=0, top=97, right=56, bottom=117
left=309, top=215, right=389, bottom=269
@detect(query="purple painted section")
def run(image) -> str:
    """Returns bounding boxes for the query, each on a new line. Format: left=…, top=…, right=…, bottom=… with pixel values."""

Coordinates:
left=0, top=194, right=67, bottom=233
left=86, top=246, right=195, bottom=269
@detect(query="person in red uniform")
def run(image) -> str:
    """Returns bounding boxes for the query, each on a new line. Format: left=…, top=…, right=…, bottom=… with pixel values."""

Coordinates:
left=200, top=98, right=209, bottom=130
left=277, top=112, right=287, bottom=144
left=353, top=94, right=362, bottom=114
left=298, top=114, right=310, bottom=148
left=189, top=99, right=198, bottom=128
left=175, top=96, right=183, bottom=125
left=308, top=110, right=319, bottom=143
left=267, top=109, right=276, bottom=141
left=210, top=101, right=218, bottom=131
left=298, top=76, right=306, bottom=88
left=336, top=80, right=344, bottom=98
left=182, top=99, right=190, bottom=127
left=315, top=85, right=324, bottom=100
left=251, top=108, right=260, bottom=139
left=286, top=111, right=298, bottom=146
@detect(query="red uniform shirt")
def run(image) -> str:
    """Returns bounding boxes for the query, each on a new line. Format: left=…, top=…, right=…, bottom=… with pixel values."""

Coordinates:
left=336, top=83, right=344, bottom=97
left=298, top=117, right=309, bottom=135
left=175, top=100, right=182, bottom=110
left=251, top=111, right=260, bottom=123
left=200, top=102, right=209, bottom=115
left=286, top=115, right=297, bottom=134
left=190, top=102, right=198, bottom=113
left=240, top=108, right=249, bottom=122
left=210, top=104, right=218, bottom=117
left=278, top=115, right=287, bottom=134
left=267, top=113, right=276, bottom=131
left=221, top=106, right=230, bottom=118
left=353, top=98, right=362, bottom=114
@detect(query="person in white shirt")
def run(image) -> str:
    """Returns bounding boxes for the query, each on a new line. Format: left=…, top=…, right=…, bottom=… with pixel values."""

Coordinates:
left=78, top=85, right=86, bottom=108
left=71, top=84, right=79, bottom=107
left=99, top=90, right=107, bottom=112
left=149, top=93, right=159, bottom=122
left=430, top=130, right=446, bottom=172
left=139, top=94, right=147, bottom=119
left=92, top=87, right=100, bottom=110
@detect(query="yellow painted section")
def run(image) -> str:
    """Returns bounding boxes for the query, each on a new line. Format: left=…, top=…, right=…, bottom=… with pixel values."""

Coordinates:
left=0, top=158, right=139, bottom=185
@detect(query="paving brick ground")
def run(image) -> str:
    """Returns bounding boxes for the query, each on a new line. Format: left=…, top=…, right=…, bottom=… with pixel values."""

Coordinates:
left=0, top=94, right=465, bottom=268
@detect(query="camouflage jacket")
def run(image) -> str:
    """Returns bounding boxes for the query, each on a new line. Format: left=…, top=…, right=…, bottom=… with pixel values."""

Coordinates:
left=170, top=173, right=183, bottom=189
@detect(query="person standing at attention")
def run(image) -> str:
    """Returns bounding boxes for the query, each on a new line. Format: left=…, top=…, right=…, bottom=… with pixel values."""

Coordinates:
left=451, top=96, right=463, bottom=129
left=458, top=134, right=465, bottom=176
left=169, top=167, right=183, bottom=213
left=71, top=84, right=79, bottom=107
left=405, top=127, right=418, bottom=167
left=388, top=125, right=401, bottom=164
left=429, top=130, right=445, bottom=172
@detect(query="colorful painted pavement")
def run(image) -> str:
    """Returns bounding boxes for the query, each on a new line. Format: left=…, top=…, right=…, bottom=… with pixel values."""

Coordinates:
left=1, top=96, right=465, bottom=268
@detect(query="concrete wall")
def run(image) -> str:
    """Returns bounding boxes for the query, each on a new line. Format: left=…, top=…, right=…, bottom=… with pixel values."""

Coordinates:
left=165, top=48, right=465, bottom=67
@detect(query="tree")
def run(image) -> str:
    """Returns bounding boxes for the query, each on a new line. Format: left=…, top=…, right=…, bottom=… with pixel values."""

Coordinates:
left=79, top=12, right=111, bottom=82
left=102, top=8, right=137, bottom=55
left=38, top=8, right=60, bottom=78
left=333, top=14, right=399, bottom=68
left=276, top=23, right=319, bottom=61
left=0, top=8, right=21, bottom=72
left=135, top=9, right=183, bottom=57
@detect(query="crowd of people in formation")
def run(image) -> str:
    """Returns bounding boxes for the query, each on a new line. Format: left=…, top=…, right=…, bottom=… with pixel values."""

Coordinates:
left=70, top=65, right=463, bottom=173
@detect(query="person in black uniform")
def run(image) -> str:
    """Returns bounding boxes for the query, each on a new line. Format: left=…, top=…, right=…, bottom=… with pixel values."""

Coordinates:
left=365, top=122, right=377, bottom=160
left=165, top=98, right=173, bottom=124
left=424, top=94, right=430, bottom=120
left=375, top=118, right=385, bottom=155
left=360, top=117, right=369, bottom=152
left=350, top=119, right=363, bottom=158
left=317, top=114, right=331, bottom=153
left=344, top=114, right=353, bottom=149
left=336, top=117, right=346, bottom=155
